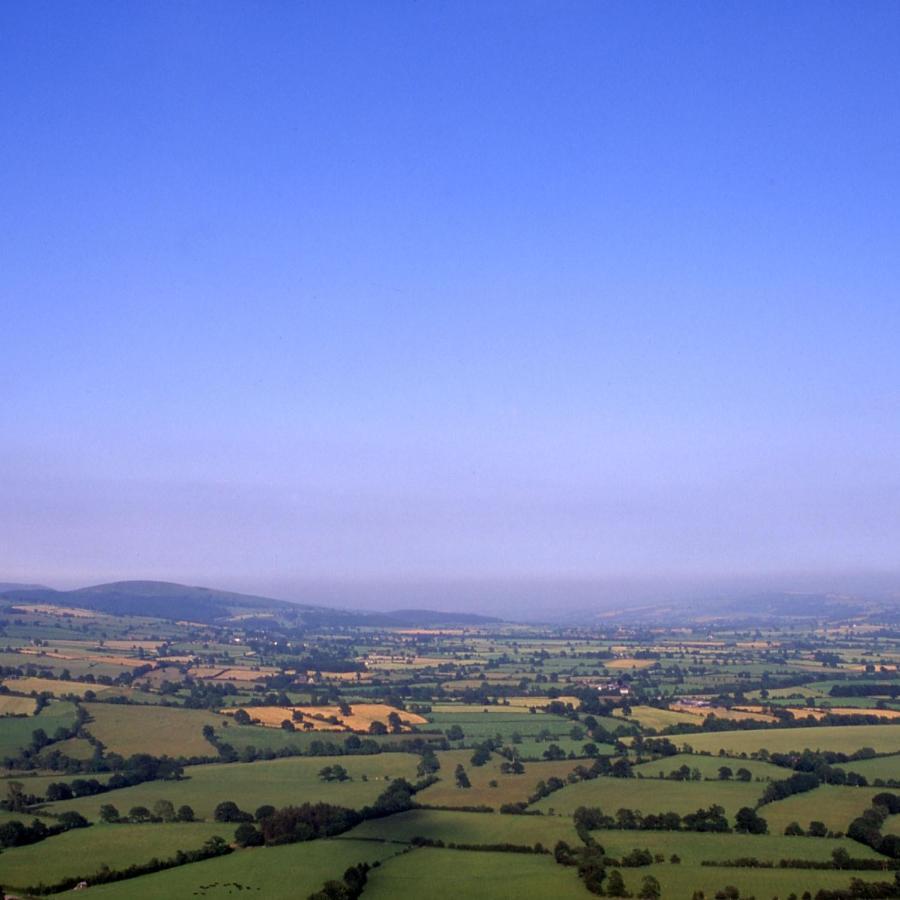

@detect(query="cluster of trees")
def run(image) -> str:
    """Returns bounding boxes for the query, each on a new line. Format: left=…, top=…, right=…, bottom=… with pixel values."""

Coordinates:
left=308, top=862, right=373, bottom=900
left=0, top=811, right=89, bottom=849
left=99, top=800, right=195, bottom=824
left=760, top=771, right=821, bottom=805
left=232, top=777, right=428, bottom=848
left=573, top=803, right=734, bottom=834
left=847, top=793, right=900, bottom=858
left=318, top=764, right=350, bottom=782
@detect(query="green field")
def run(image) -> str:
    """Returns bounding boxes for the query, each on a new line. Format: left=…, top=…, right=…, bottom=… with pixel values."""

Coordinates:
left=83, top=703, right=225, bottom=758
left=0, top=822, right=228, bottom=891
left=631, top=752, right=787, bottom=781
left=531, top=774, right=763, bottom=817
left=415, top=749, right=582, bottom=809
left=607, top=861, right=894, bottom=898
left=762, top=784, right=890, bottom=834
left=346, top=808, right=580, bottom=846
left=46, top=753, right=421, bottom=821
left=835, top=752, right=900, bottom=782
left=677, top=723, right=900, bottom=756
left=58, top=838, right=400, bottom=899
left=0, top=700, right=78, bottom=758
left=598, top=829, right=883, bottom=864
left=362, top=846, right=588, bottom=899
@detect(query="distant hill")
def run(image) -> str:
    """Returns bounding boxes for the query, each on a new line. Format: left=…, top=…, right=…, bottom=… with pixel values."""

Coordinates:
left=0, top=580, right=502, bottom=627
left=0, top=582, right=48, bottom=593
left=379, top=608, right=501, bottom=626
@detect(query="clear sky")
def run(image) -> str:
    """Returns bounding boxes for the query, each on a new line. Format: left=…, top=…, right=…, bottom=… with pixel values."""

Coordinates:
left=2, top=2, right=899, bottom=609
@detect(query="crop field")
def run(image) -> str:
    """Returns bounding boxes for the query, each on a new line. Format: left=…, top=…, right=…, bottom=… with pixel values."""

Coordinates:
left=616, top=705, right=698, bottom=730
left=0, top=695, right=37, bottom=715
left=363, top=846, right=588, bottom=899
left=531, top=773, right=763, bottom=816
left=223, top=702, right=428, bottom=731
left=0, top=822, right=228, bottom=891
left=4, top=590, right=900, bottom=899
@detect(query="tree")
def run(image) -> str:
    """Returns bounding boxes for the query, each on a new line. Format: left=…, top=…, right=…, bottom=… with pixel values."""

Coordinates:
left=233, top=708, right=252, bottom=725
left=46, top=782, right=74, bottom=801
left=735, top=767, right=752, bottom=782
left=735, top=806, right=767, bottom=834
left=784, top=821, right=804, bottom=835
left=606, top=870, right=630, bottom=897
left=4, top=782, right=27, bottom=813
left=455, top=764, right=471, bottom=788
left=718, top=766, right=733, bottom=780
left=176, top=804, right=195, bottom=822
left=214, top=800, right=252, bottom=823
left=446, top=724, right=464, bottom=741
left=387, top=711, right=403, bottom=733
left=369, top=720, right=388, bottom=735
left=152, top=799, right=176, bottom=822
left=59, top=811, right=89, bottom=830
left=234, top=822, right=264, bottom=847
left=255, top=804, right=276, bottom=822
left=807, top=820, right=828, bottom=837
left=99, top=803, right=120, bottom=823
left=638, top=875, right=661, bottom=899
left=129, top=806, right=152, bottom=822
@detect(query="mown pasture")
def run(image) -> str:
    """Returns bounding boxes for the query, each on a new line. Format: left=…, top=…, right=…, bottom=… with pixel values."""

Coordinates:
left=0, top=822, right=228, bottom=891
left=414, top=749, right=583, bottom=809
left=678, top=723, right=900, bottom=756
left=45, top=752, right=421, bottom=821
left=56, top=837, right=400, bottom=899
left=531, top=774, right=763, bottom=817
left=345, top=807, right=580, bottom=846
left=82, top=703, right=226, bottom=758
left=631, top=752, right=787, bottom=781
left=762, top=784, right=891, bottom=834
left=0, top=700, right=78, bottom=758
left=362, top=846, right=588, bottom=899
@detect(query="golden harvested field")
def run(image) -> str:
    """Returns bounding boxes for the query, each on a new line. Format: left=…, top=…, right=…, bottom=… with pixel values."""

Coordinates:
left=17, top=647, right=152, bottom=668
left=670, top=703, right=776, bottom=723
left=188, top=666, right=274, bottom=682
left=3, top=677, right=98, bottom=697
left=223, top=703, right=428, bottom=732
left=102, top=640, right=165, bottom=652
left=365, top=655, right=451, bottom=669
left=0, top=696, right=37, bottom=715
left=10, top=604, right=97, bottom=618
left=615, top=705, right=698, bottom=730
left=782, top=706, right=900, bottom=721
left=606, top=657, right=657, bottom=670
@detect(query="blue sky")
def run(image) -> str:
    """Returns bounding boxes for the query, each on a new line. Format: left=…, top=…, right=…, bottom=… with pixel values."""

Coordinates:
left=2, top=2, right=899, bottom=607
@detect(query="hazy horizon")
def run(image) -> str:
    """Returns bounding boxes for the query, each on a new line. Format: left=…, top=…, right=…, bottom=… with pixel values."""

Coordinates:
left=3, top=4, right=899, bottom=609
